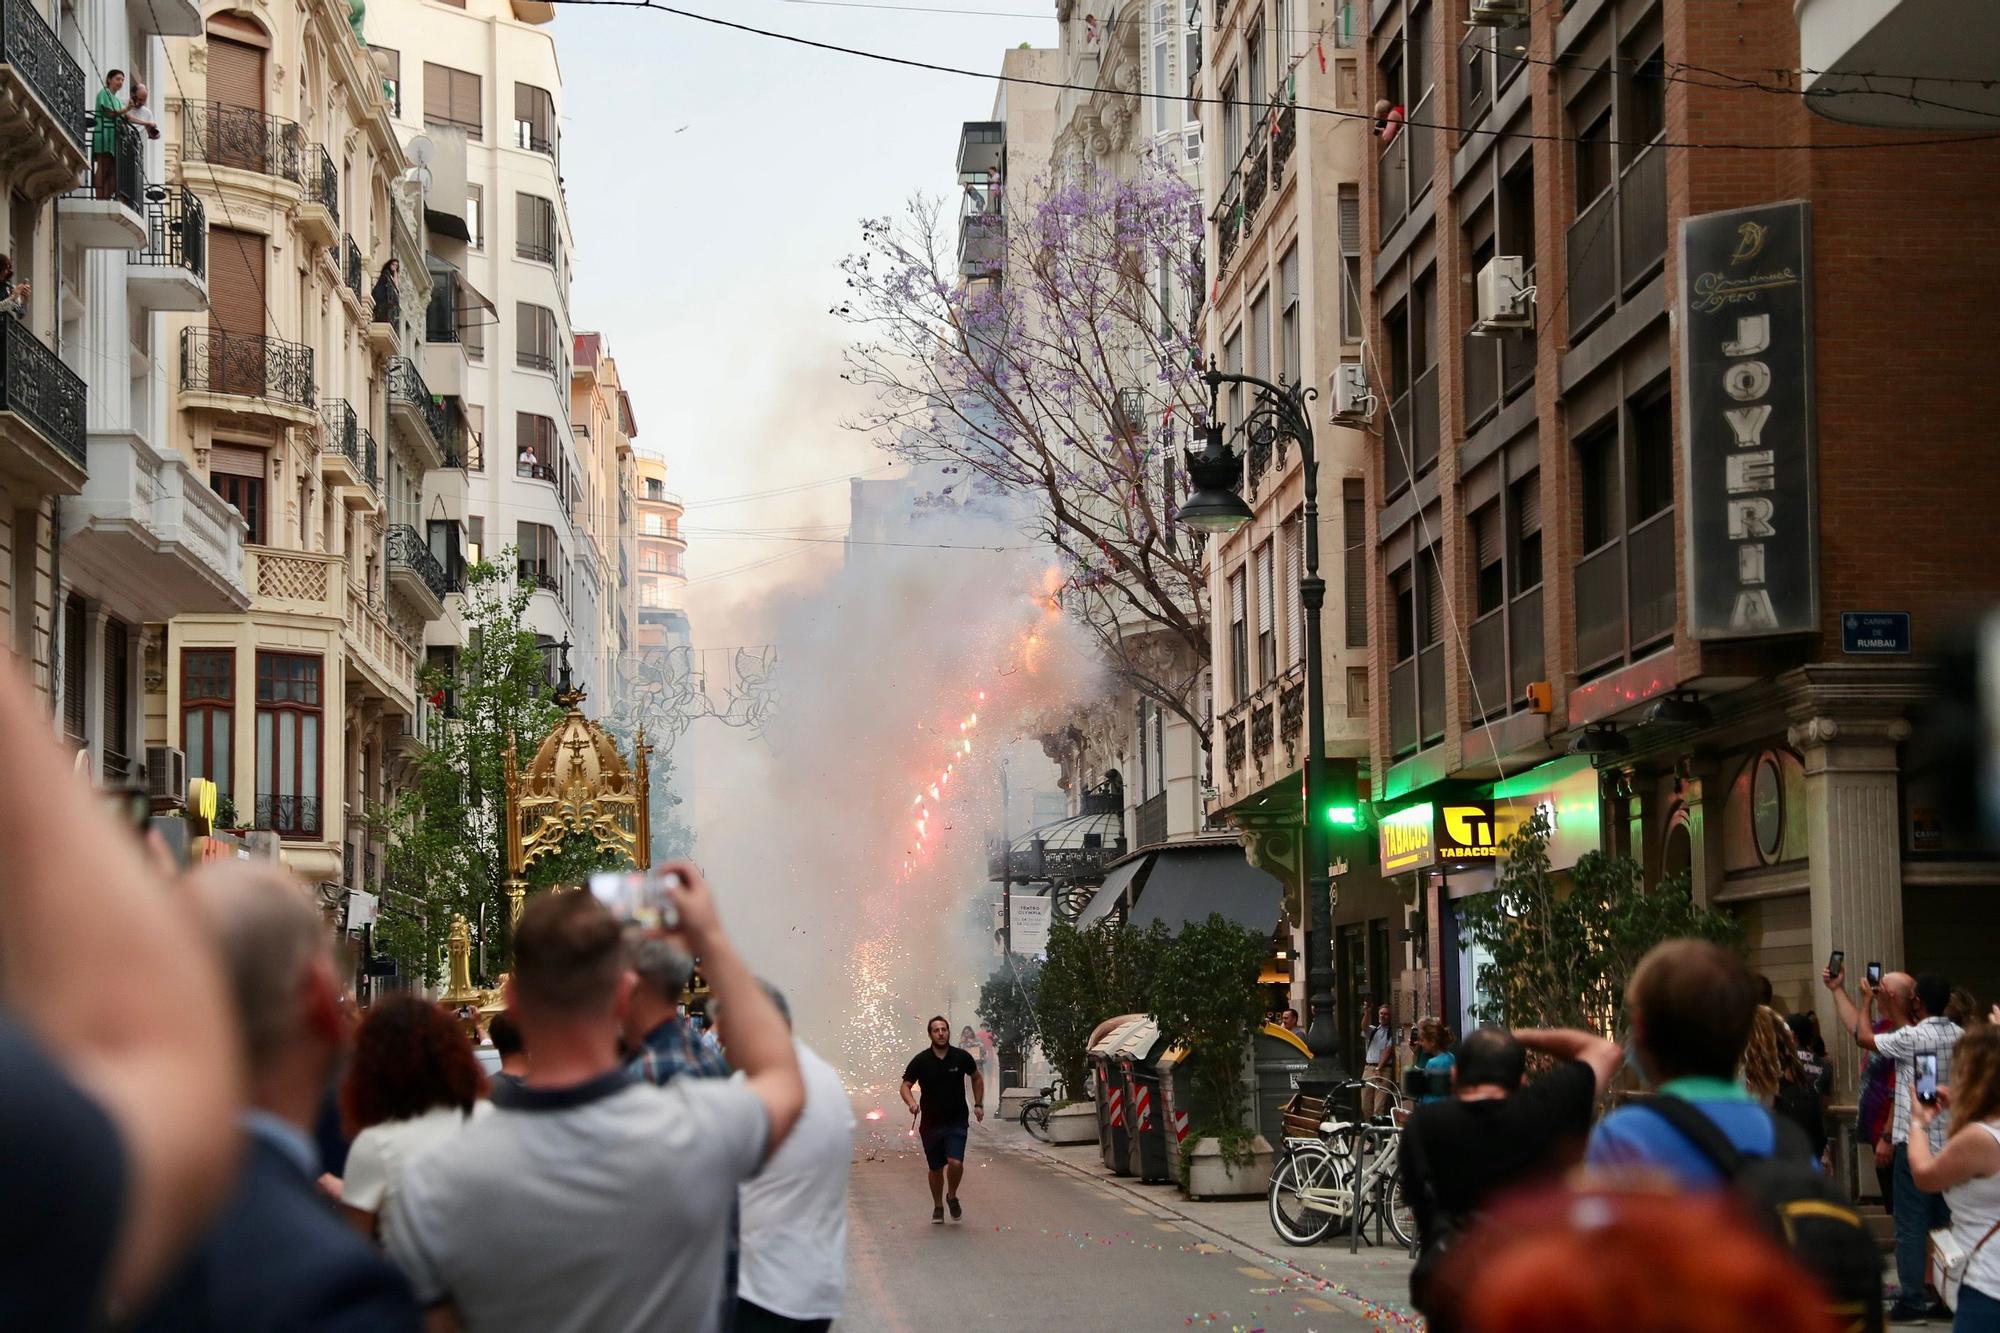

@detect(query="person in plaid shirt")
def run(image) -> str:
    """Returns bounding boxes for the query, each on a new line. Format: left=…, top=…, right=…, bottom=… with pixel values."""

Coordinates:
left=1828, top=964, right=1964, bottom=1322
left=625, top=938, right=732, bottom=1085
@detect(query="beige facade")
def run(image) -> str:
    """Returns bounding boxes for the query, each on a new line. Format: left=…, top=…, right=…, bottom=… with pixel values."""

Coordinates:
left=571, top=331, right=637, bottom=665
left=631, top=452, right=686, bottom=651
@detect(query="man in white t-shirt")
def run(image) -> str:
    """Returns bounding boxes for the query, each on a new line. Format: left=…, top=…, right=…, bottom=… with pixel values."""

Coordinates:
left=715, top=982, right=854, bottom=1333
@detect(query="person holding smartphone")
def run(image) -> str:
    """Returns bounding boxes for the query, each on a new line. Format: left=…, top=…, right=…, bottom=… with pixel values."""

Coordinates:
left=1909, top=1025, right=2000, bottom=1330
left=1827, top=961, right=1966, bottom=1321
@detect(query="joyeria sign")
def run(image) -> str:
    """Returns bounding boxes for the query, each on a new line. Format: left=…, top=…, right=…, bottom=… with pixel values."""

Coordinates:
left=1679, top=201, right=1819, bottom=639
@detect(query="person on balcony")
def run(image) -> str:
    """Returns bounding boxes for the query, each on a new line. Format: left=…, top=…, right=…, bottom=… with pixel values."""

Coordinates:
left=0, top=255, right=29, bottom=319
left=372, top=259, right=401, bottom=326
left=1373, top=98, right=1406, bottom=146
left=126, top=81, right=162, bottom=142
left=93, top=70, right=128, bottom=200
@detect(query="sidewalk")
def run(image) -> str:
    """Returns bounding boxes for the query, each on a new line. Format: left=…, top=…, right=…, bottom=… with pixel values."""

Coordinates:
left=997, top=1125, right=1423, bottom=1329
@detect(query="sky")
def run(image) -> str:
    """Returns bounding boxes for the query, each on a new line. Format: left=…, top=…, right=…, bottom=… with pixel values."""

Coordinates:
left=554, top=0, right=1060, bottom=643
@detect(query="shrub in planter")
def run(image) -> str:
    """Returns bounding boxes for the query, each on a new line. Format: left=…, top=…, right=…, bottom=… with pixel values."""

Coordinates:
left=1034, top=918, right=1169, bottom=1097
left=1152, top=914, right=1267, bottom=1175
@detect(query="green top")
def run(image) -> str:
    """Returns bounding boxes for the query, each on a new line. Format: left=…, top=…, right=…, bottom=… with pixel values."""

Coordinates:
left=1657, top=1076, right=1754, bottom=1103
left=93, top=87, right=123, bottom=156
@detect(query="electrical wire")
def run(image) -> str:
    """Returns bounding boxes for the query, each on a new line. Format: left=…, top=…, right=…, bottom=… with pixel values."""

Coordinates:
left=545, top=0, right=2000, bottom=152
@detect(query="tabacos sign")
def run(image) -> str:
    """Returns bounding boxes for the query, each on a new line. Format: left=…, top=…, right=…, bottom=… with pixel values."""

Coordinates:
left=1378, top=802, right=1505, bottom=874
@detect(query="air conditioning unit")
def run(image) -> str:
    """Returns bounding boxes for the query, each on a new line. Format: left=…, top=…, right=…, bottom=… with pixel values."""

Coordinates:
left=1330, top=363, right=1375, bottom=426
left=146, top=745, right=187, bottom=807
left=1472, top=255, right=1535, bottom=335
left=1468, top=0, right=1529, bottom=26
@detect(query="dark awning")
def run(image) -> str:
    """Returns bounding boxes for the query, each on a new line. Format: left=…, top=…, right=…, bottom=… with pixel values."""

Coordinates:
left=1074, top=852, right=1153, bottom=927
left=424, top=208, right=472, bottom=242
left=1129, top=844, right=1283, bottom=935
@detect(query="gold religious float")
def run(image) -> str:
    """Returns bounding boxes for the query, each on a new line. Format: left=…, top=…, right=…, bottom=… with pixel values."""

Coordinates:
left=438, top=912, right=502, bottom=1024
left=501, top=642, right=652, bottom=924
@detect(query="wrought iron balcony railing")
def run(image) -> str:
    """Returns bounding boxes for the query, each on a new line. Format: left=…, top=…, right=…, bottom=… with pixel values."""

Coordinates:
left=320, top=397, right=359, bottom=465
left=387, top=523, right=449, bottom=600
left=342, top=233, right=364, bottom=305
left=2, top=0, right=85, bottom=149
left=387, top=356, right=446, bottom=446
left=302, top=143, right=337, bottom=222
left=137, top=185, right=205, bottom=279
left=180, top=327, right=313, bottom=407
left=254, top=792, right=321, bottom=838
left=72, top=118, right=145, bottom=209
left=1, top=314, right=87, bottom=468
left=175, top=99, right=303, bottom=184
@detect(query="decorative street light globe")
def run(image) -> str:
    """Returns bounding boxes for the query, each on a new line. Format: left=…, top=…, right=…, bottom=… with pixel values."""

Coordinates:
left=1173, top=420, right=1253, bottom=535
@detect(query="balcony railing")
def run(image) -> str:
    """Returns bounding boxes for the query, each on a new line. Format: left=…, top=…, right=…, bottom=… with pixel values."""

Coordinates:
left=320, top=397, right=359, bottom=466
left=1278, top=671, right=1305, bottom=757
left=1411, top=364, right=1439, bottom=477
left=1243, top=143, right=1268, bottom=221
left=1418, top=642, right=1445, bottom=745
left=1272, top=100, right=1296, bottom=182
left=517, top=561, right=561, bottom=597
left=1215, top=174, right=1241, bottom=271
left=1385, top=390, right=1411, bottom=498
left=137, top=185, right=205, bottom=279
left=254, top=792, right=321, bottom=838
left=176, top=99, right=302, bottom=184
left=1224, top=715, right=1247, bottom=778
left=1250, top=699, right=1274, bottom=760
left=302, top=144, right=337, bottom=221
left=74, top=118, right=145, bottom=210
left=1501, top=267, right=1536, bottom=399
left=1377, top=144, right=1406, bottom=236
left=1511, top=585, right=1544, bottom=698
left=1574, top=540, right=1624, bottom=673
left=1469, top=607, right=1506, bottom=722
left=2, top=0, right=85, bottom=149
left=180, top=327, right=313, bottom=407
left=387, top=523, right=449, bottom=601
left=387, top=356, right=446, bottom=446
left=1463, top=327, right=1499, bottom=432
left=1568, top=186, right=1616, bottom=338
left=1, top=315, right=87, bottom=468
left=342, top=234, right=364, bottom=305
left=1134, top=791, right=1167, bottom=849
left=1628, top=509, right=1675, bottom=651
left=1389, top=658, right=1417, bottom=757
left=1619, top=141, right=1667, bottom=297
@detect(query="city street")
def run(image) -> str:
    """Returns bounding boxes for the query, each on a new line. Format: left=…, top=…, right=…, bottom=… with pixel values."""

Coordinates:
left=840, top=1108, right=1400, bottom=1332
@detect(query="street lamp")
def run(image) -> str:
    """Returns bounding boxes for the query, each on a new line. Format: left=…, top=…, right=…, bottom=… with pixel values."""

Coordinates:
left=1173, top=361, right=1348, bottom=1095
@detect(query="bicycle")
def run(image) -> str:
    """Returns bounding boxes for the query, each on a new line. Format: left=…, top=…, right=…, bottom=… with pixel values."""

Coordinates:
left=1267, top=1081, right=1417, bottom=1249
left=1019, top=1079, right=1076, bottom=1141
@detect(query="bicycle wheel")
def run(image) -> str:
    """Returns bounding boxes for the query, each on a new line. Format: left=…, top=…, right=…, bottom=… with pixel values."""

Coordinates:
left=1383, top=1169, right=1419, bottom=1248
left=1022, top=1102, right=1052, bottom=1141
left=1268, top=1149, right=1346, bottom=1246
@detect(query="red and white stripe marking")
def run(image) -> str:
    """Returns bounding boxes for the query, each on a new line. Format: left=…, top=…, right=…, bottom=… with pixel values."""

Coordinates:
left=1133, top=1084, right=1153, bottom=1131
left=1172, top=1108, right=1190, bottom=1142
left=1107, top=1084, right=1125, bottom=1128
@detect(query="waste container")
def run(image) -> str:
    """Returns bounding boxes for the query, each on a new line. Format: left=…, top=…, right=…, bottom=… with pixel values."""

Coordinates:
left=1115, top=1019, right=1172, bottom=1183
left=1252, top=1023, right=1313, bottom=1150
left=1154, top=1045, right=1194, bottom=1185
left=1088, top=1015, right=1146, bottom=1172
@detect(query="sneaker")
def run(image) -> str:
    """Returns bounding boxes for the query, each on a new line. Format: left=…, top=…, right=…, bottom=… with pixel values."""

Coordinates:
left=947, top=1196, right=963, bottom=1221
left=1885, top=1300, right=1930, bottom=1324
left=931, top=1205, right=945, bottom=1224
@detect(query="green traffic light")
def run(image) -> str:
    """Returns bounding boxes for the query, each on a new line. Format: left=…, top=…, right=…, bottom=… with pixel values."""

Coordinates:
left=1326, top=804, right=1361, bottom=827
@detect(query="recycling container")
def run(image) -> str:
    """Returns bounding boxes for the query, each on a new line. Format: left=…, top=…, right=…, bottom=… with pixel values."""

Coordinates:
left=1088, top=1015, right=1145, bottom=1170
left=1116, top=1019, right=1172, bottom=1183
left=1252, top=1023, right=1313, bottom=1150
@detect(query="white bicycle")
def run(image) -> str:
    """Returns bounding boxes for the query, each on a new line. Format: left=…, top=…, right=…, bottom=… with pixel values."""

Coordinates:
left=1267, top=1082, right=1417, bottom=1249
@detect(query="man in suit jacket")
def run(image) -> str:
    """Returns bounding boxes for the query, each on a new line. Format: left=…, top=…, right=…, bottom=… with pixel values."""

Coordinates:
left=130, top=863, right=420, bottom=1332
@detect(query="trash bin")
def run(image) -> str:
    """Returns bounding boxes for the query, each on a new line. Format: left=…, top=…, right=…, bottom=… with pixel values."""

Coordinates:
left=1116, top=1019, right=1172, bottom=1183
left=1252, top=1023, right=1313, bottom=1150
left=1154, top=1044, right=1194, bottom=1185
left=1088, top=1015, right=1145, bottom=1172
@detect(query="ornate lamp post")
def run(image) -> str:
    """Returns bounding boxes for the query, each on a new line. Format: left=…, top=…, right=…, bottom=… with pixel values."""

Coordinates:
left=1174, top=361, right=1347, bottom=1094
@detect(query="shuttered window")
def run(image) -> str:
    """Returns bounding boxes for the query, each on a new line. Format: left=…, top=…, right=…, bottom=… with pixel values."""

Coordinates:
left=1343, top=479, right=1367, bottom=647
left=1419, top=549, right=1443, bottom=647
left=1229, top=568, right=1249, bottom=704
left=207, top=227, right=265, bottom=336
left=62, top=596, right=86, bottom=745
left=1338, top=185, right=1362, bottom=340
left=513, top=83, right=555, bottom=152
left=1510, top=471, right=1542, bottom=594
left=423, top=62, right=482, bottom=139
left=1255, top=540, right=1276, bottom=683
left=515, top=303, right=557, bottom=372
left=515, top=193, right=555, bottom=263
left=1279, top=245, right=1301, bottom=386
left=1472, top=502, right=1504, bottom=615
left=206, top=29, right=265, bottom=110
left=1249, top=287, right=1270, bottom=382
left=1282, top=510, right=1303, bottom=667
left=103, top=620, right=131, bottom=778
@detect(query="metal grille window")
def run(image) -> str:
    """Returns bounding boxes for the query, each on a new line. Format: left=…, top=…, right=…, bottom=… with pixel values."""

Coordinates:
left=422, top=62, right=481, bottom=139
left=1256, top=540, right=1276, bottom=683
left=1343, top=479, right=1368, bottom=647
left=255, top=653, right=321, bottom=837
left=1229, top=567, right=1249, bottom=704
left=182, top=649, right=234, bottom=797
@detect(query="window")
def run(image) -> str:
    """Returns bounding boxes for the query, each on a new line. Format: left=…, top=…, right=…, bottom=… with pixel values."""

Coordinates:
left=643, top=513, right=665, bottom=536
left=1343, top=479, right=1368, bottom=647
left=466, top=183, right=483, bottom=250
left=1500, top=165, right=1535, bottom=269
left=1574, top=108, right=1612, bottom=208
left=1471, top=502, right=1504, bottom=615
left=62, top=595, right=86, bottom=745
left=370, top=46, right=400, bottom=117
left=513, top=82, right=556, bottom=155
left=516, top=193, right=556, bottom=264
left=467, top=514, right=484, bottom=562
left=640, top=581, right=665, bottom=608
left=515, top=303, right=558, bottom=372
left=1221, top=72, right=1240, bottom=157
left=517, top=523, right=562, bottom=593
left=1337, top=185, right=1362, bottom=341
left=1156, top=259, right=1175, bottom=340
left=516, top=411, right=556, bottom=479
left=1279, top=245, right=1300, bottom=385
left=1624, top=44, right=1665, bottom=153
left=1248, top=286, right=1270, bottom=381
left=463, top=303, right=485, bottom=360
left=254, top=653, right=321, bottom=837
left=1391, top=567, right=1416, bottom=663
left=1152, top=2, right=1172, bottom=135
left=1245, top=23, right=1263, bottom=112
left=210, top=471, right=265, bottom=545
left=1632, top=391, right=1674, bottom=521
left=1223, top=327, right=1243, bottom=433
left=1579, top=427, right=1619, bottom=552
left=1255, top=541, right=1276, bottom=683
left=1335, top=59, right=1358, bottom=109
left=1229, top=567, right=1249, bottom=704
left=1283, top=510, right=1304, bottom=666
left=1184, top=27, right=1200, bottom=123
left=182, top=649, right=234, bottom=798
left=422, top=62, right=481, bottom=140
left=103, top=619, right=130, bottom=778
left=1510, top=472, right=1542, bottom=593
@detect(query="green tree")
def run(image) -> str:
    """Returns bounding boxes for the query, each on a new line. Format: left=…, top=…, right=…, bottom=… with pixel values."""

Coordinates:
left=1454, top=809, right=1744, bottom=1036
left=1033, top=918, right=1171, bottom=1097
left=1150, top=914, right=1268, bottom=1159
left=374, top=553, right=630, bottom=985
left=976, top=955, right=1040, bottom=1062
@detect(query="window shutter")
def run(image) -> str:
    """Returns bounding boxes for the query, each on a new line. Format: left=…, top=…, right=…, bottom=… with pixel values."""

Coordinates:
left=209, top=444, right=265, bottom=478
left=1230, top=568, right=1246, bottom=624
left=1338, top=186, right=1361, bottom=254
left=1515, top=471, right=1540, bottom=534
left=1343, top=480, right=1368, bottom=648
left=62, top=597, right=86, bottom=744
left=1420, top=552, right=1443, bottom=645
left=1257, top=541, right=1275, bottom=636
left=1283, top=512, right=1303, bottom=666
left=104, top=620, right=129, bottom=768
left=207, top=34, right=265, bottom=111
left=423, top=62, right=449, bottom=124
left=207, top=227, right=265, bottom=337
left=1474, top=505, right=1502, bottom=568
left=453, top=69, right=481, bottom=138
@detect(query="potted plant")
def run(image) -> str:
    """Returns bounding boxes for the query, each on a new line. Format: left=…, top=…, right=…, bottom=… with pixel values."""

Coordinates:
left=1152, top=914, right=1273, bottom=1199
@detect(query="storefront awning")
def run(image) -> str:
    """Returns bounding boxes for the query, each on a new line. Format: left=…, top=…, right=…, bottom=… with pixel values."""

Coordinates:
left=1074, top=851, right=1153, bottom=927
left=1129, top=845, right=1283, bottom=935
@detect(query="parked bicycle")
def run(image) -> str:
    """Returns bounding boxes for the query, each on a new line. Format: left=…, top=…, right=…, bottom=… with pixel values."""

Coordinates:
left=1268, top=1080, right=1416, bottom=1248
left=1019, top=1078, right=1078, bottom=1141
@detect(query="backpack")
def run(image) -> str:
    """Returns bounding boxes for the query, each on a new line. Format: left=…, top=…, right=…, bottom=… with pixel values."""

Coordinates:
left=1642, top=1095, right=1884, bottom=1333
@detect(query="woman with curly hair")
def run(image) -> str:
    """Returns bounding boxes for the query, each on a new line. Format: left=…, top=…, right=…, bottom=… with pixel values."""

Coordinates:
left=1415, top=1017, right=1457, bottom=1105
left=1742, top=1005, right=1825, bottom=1158
left=337, top=995, right=488, bottom=1241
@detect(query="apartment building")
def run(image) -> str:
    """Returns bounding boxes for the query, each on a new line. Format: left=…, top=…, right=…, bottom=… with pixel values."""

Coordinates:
left=365, top=0, right=616, bottom=702
left=1360, top=0, right=2000, bottom=1057
left=632, top=452, right=686, bottom=652
left=142, top=0, right=438, bottom=889
left=572, top=331, right=637, bottom=670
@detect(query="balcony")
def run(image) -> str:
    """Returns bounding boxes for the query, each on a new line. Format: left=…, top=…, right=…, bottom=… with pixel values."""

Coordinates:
left=1272, top=100, right=1296, bottom=186
left=1796, top=0, right=2000, bottom=129
left=1501, top=266, right=1536, bottom=400
left=1404, top=92, right=1434, bottom=206
left=1214, top=173, right=1241, bottom=272
left=1377, top=143, right=1406, bottom=236
left=180, top=328, right=315, bottom=424
left=1224, top=715, right=1247, bottom=781
left=1469, top=607, right=1506, bottom=722
left=1385, top=390, right=1411, bottom=498
left=318, top=400, right=378, bottom=503
left=386, top=357, right=446, bottom=468
left=1464, top=327, right=1500, bottom=432
left=130, top=186, right=208, bottom=312
left=1389, top=658, right=1416, bottom=757
left=60, top=121, right=147, bottom=250
left=340, top=234, right=365, bottom=315
left=1511, top=585, right=1544, bottom=699
left=1134, top=790, right=1167, bottom=849
left=957, top=120, right=1003, bottom=179
left=130, top=0, right=200, bottom=37
left=1628, top=509, right=1676, bottom=650
left=1567, top=142, right=1666, bottom=339
left=254, top=793, right=321, bottom=839
left=0, top=0, right=88, bottom=200
left=344, top=586, right=418, bottom=712
left=1575, top=510, right=1676, bottom=677
left=1419, top=642, right=1444, bottom=746
left=297, top=144, right=338, bottom=249
left=1243, top=143, right=1268, bottom=223
left=1574, top=541, right=1623, bottom=674
left=0, top=315, right=87, bottom=495
left=175, top=99, right=303, bottom=188
left=517, top=561, right=562, bottom=604
left=386, top=523, right=447, bottom=621
left=63, top=431, right=249, bottom=615
left=395, top=696, right=446, bottom=756
left=958, top=208, right=1004, bottom=280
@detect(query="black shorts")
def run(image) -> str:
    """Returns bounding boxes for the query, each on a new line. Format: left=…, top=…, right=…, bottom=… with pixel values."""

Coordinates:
left=920, top=1123, right=968, bottom=1170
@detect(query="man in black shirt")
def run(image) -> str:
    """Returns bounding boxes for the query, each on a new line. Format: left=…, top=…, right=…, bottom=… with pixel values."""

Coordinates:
left=1400, top=1025, right=1621, bottom=1327
left=901, top=1016, right=985, bottom=1224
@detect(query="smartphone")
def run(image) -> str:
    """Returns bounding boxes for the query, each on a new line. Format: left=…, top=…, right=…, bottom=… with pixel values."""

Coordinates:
left=1827, top=949, right=1844, bottom=976
left=1918, top=1052, right=1940, bottom=1105
left=1867, top=961, right=1883, bottom=987
left=587, top=870, right=683, bottom=931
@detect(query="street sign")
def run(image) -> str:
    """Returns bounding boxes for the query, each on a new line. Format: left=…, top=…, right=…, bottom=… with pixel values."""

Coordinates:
left=1010, top=895, right=1052, bottom=954
left=1841, top=611, right=1911, bottom=655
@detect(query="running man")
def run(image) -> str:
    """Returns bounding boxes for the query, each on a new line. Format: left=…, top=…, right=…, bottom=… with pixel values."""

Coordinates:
left=901, top=1016, right=984, bottom=1223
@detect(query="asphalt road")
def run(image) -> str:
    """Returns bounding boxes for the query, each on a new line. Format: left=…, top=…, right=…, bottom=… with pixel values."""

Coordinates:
left=836, top=1109, right=1383, bottom=1332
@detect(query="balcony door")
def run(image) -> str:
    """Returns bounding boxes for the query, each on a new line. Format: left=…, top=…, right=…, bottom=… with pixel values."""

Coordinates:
left=206, top=16, right=269, bottom=174
left=207, top=227, right=266, bottom=397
